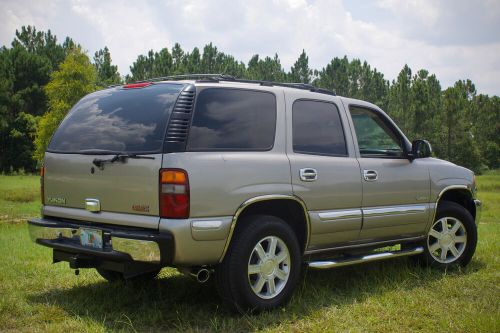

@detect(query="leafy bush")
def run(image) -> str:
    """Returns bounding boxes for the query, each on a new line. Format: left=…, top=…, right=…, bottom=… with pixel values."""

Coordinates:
left=34, top=47, right=96, bottom=161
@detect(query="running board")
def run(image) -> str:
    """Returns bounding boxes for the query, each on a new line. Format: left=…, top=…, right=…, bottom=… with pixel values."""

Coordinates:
left=308, top=246, right=424, bottom=269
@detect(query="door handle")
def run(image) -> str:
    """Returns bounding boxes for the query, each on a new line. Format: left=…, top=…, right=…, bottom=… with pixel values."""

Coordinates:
left=300, top=168, right=318, bottom=182
left=363, top=170, right=378, bottom=181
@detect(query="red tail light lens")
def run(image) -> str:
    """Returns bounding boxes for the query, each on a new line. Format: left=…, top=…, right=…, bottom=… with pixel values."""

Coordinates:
left=159, top=169, right=189, bottom=219
left=40, top=166, right=45, bottom=205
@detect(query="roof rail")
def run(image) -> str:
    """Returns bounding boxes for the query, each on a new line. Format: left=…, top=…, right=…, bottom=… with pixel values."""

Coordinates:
left=134, top=74, right=233, bottom=83
left=120, top=74, right=336, bottom=96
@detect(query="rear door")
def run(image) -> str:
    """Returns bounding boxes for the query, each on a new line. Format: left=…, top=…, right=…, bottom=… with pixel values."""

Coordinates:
left=286, top=92, right=362, bottom=252
left=43, top=83, right=185, bottom=229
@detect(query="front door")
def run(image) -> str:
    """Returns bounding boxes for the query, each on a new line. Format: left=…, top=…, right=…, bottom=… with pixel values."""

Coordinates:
left=347, top=105, right=431, bottom=241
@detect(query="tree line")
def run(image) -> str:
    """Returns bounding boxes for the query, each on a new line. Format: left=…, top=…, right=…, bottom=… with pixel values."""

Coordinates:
left=0, top=26, right=498, bottom=173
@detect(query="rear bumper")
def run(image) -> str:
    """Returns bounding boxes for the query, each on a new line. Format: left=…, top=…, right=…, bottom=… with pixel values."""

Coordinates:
left=474, top=199, right=482, bottom=225
left=28, top=217, right=174, bottom=266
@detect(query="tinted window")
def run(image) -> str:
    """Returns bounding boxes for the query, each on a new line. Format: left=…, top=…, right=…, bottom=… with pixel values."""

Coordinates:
left=349, top=106, right=404, bottom=157
left=292, top=100, right=347, bottom=156
left=48, top=83, right=184, bottom=153
left=187, top=88, right=276, bottom=150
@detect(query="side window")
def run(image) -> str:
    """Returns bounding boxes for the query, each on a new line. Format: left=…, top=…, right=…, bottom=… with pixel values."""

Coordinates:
left=349, top=106, right=404, bottom=158
left=187, top=88, right=276, bottom=150
left=292, top=100, right=347, bottom=156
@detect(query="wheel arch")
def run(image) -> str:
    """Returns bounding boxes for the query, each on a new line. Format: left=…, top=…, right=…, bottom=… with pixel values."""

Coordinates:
left=436, top=185, right=476, bottom=221
left=218, top=195, right=310, bottom=262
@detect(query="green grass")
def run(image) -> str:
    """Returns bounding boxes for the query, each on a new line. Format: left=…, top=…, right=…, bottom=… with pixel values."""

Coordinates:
left=0, top=175, right=41, bottom=223
left=0, top=173, right=499, bottom=332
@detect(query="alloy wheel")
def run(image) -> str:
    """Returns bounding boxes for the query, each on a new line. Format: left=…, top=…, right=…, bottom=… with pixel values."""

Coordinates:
left=247, top=236, right=291, bottom=299
left=427, top=216, right=467, bottom=264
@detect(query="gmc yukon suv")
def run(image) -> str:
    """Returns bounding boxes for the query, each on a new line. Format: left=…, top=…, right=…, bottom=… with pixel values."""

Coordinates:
left=29, top=74, right=481, bottom=312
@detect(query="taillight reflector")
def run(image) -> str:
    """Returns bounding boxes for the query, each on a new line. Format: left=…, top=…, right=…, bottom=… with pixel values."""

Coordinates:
left=40, top=166, right=45, bottom=205
left=123, top=82, right=152, bottom=89
left=159, top=169, right=189, bottom=219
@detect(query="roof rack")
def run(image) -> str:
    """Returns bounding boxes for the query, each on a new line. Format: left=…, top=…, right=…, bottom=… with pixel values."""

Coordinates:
left=132, top=74, right=232, bottom=83
left=119, top=74, right=336, bottom=96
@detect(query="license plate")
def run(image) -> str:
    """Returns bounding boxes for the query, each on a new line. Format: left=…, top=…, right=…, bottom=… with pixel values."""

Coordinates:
left=79, top=228, right=103, bottom=249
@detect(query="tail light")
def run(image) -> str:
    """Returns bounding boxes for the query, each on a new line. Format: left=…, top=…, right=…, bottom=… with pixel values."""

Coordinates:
left=159, top=169, right=189, bottom=219
left=40, top=166, right=45, bottom=205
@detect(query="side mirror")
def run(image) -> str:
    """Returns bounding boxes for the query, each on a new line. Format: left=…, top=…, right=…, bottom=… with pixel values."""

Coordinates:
left=410, top=139, right=432, bottom=160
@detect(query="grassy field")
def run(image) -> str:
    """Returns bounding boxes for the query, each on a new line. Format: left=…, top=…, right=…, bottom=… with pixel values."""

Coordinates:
left=0, top=172, right=499, bottom=332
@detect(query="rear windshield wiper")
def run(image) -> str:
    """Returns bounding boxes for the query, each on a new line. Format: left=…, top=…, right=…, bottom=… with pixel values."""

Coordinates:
left=92, top=153, right=155, bottom=169
left=78, top=149, right=120, bottom=155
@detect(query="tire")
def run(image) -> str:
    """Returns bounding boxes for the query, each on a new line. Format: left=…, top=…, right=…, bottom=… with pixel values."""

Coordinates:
left=215, top=215, right=302, bottom=313
left=419, top=201, right=477, bottom=268
left=96, top=268, right=161, bottom=282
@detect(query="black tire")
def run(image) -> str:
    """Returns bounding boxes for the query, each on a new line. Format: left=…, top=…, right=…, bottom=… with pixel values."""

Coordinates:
left=96, top=268, right=161, bottom=282
left=215, top=215, right=302, bottom=313
left=419, top=201, right=477, bottom=268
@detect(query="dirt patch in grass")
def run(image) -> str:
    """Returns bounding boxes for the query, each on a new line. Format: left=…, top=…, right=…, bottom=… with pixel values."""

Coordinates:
left=0, top=214, right=30, bottom=224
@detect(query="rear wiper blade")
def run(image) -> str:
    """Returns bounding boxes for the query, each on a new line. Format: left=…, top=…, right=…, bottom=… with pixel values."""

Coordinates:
left=78, top=149, right=120, bottom=155
left=92, top=153, right=155, bottom=169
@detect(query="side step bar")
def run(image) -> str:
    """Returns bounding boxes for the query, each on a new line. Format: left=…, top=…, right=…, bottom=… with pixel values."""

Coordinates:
left=308, top=246, right=424, bottom=269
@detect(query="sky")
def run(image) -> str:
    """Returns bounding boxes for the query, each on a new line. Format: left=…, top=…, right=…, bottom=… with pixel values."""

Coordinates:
left=1, top=0, right=499, bottom=95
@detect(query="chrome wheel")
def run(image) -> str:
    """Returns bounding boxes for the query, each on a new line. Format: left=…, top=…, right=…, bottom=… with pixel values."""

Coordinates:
left=427, top=216, right=467, bottom=264
left=247, top=235, right=291, bottom=299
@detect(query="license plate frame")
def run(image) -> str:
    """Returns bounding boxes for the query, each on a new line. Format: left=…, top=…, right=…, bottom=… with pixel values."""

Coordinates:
left=79, top=227, right=103, bottom=249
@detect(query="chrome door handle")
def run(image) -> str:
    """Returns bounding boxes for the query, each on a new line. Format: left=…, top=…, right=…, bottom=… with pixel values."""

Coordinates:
left=363, top=170, right=378, bottom=181
left=300, top=168, right=318, bottom=182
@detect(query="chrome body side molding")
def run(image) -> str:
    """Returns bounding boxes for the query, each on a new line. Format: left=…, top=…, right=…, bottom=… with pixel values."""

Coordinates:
left=308, top=204, right=429, bottom=252
left=363, top=204, right=427, bottom=217
left=318, top=209, right=362, bottom=221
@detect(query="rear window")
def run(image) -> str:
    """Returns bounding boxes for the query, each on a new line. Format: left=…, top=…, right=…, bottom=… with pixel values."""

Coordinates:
left=187, top=88, right=276, bottom=151
left=48, top=83, right=184, bottom=154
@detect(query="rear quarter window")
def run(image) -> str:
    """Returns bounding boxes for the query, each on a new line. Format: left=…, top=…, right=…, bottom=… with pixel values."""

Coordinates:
left=187, top=88, right=277, bottom=151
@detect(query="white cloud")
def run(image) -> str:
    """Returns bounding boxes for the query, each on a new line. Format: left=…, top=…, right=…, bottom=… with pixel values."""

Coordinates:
left=376, top=0, right=440, bottom=27
left=0, top=0, right=498, bottom=95
left=69, top=0, right=172, bottom=73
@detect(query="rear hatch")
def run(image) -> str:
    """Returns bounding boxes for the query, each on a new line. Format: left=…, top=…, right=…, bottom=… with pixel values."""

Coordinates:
left=43, top=82, right=185, bottom=229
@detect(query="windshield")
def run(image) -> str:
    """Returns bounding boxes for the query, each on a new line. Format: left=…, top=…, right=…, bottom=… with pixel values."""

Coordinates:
left=48, top=83, right=184, bottom=154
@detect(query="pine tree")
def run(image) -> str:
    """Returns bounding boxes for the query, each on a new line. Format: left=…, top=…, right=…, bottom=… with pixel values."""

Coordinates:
left=94, top=46, right=121, bottom=87
left=289, top=50, right=312, bottom=83
left=387, top=65, right=412, bottom=134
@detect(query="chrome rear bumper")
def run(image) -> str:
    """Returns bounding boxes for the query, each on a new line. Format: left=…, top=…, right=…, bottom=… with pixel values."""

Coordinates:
left=28, top=217, right=173, bottom=265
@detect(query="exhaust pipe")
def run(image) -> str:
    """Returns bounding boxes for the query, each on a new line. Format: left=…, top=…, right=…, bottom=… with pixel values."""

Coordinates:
left=179, top=267, right=211, bottom=283
left=194, top=268, right=210, bottom=283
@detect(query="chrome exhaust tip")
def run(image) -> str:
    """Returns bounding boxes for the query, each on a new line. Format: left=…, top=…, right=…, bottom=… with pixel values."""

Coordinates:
left=178, top=267, right=211, bottom=283
left=195, top=268, right=210, bottom=283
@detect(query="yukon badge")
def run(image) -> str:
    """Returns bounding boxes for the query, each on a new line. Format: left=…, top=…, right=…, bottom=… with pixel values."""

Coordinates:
left=85, top=198, right=101, bottom=212
left=132, top=204, right=150, bottom=213
left=47, top=197, right=66, bottom=205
